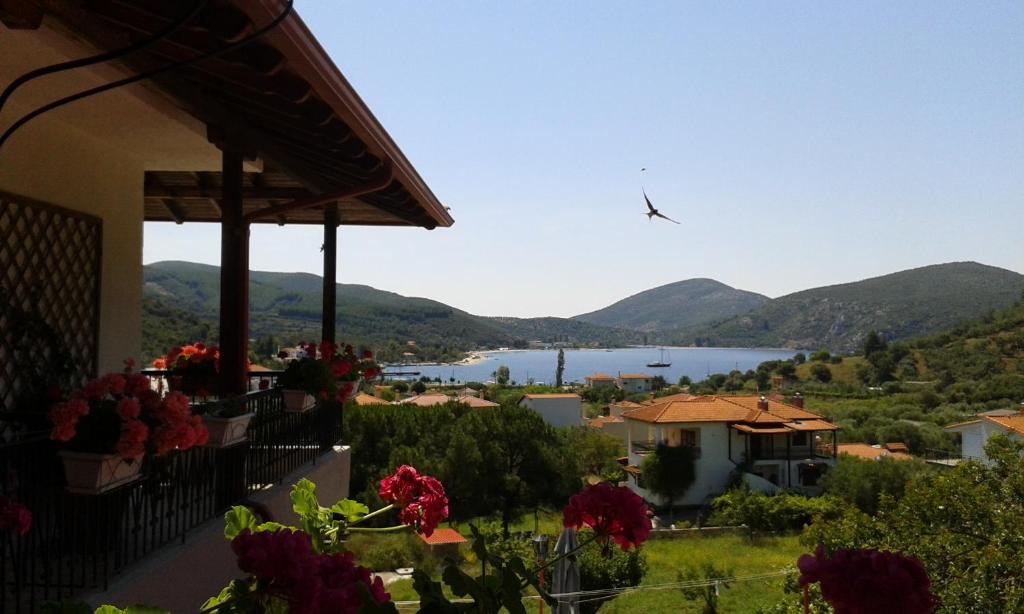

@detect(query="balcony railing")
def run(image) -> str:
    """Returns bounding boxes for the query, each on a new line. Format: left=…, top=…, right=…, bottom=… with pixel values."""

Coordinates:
left=630, top=441, right=701, bottom=458
left=0, top=387, right=341, bottom=613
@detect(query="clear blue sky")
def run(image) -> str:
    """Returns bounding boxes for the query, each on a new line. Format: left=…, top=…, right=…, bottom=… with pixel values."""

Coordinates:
left=143, top=1, right=1024, bottom=318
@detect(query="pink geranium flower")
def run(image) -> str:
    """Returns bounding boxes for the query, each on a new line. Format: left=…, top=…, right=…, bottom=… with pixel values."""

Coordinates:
left=798, top=545, right=936, bottom=614
left=563, top=483, right=651, bottom=550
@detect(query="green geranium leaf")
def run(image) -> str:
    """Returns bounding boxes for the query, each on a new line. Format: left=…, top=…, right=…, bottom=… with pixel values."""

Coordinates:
left=223, top=506, right=257, bottom=540
left=290, top=478, right=320, bottom=517
left=332, top=499, right=370, bottom=523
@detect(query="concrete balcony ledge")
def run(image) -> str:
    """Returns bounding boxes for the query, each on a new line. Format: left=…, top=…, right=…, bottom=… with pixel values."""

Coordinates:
left=83, top=445, right=352, bottom=612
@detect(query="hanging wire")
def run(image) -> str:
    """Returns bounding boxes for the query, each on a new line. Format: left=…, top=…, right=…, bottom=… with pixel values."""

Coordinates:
left=0, top=0, right=295, bottom=153
left=388, top=567, right=795, bottom=608
left=0, top=0, right=210, bottom=113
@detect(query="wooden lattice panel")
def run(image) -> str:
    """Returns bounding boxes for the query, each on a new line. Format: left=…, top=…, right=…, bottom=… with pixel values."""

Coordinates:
left=0, top=191, right=101, bottom=412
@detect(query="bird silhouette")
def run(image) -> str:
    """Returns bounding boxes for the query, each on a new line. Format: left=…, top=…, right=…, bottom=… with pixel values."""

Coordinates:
left=643, top=188, right=681, bottom=224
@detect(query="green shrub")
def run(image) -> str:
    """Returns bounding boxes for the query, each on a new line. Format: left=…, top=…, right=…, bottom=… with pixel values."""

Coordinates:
left=821, top=456, right=932, bottom=515
left=577, top=529, right=648, bottom=614
left=708, top=489, right=846, bottom=533
left=346, top=533, right=421, bottom=571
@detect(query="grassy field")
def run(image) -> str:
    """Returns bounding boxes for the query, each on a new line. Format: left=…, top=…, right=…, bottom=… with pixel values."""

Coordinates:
left=382, top=533, right=804, bottom=613
left=795, top=356, right=866, bottom=385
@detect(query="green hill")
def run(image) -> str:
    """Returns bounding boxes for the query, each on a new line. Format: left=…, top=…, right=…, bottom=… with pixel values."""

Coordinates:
left=142, top=261, right=643, bottom=362
left=573, top=278, right=768, bottom=332
left=677, top=262, right=1024, bottom=352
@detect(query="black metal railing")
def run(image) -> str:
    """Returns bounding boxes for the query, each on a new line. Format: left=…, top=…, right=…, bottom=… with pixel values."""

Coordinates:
left=630, top=441, right=701, bottom=458
left=0, top=387, right=341, bottom=613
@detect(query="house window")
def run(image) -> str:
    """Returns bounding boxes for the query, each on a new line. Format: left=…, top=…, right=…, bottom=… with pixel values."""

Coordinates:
left=792, top=432, right=808, bottom=446
left=681, top=429, right=700, bottom=447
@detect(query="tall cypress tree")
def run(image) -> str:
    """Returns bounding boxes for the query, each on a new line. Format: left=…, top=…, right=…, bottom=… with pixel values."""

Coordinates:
left=555, top=348, right=565, bottom=388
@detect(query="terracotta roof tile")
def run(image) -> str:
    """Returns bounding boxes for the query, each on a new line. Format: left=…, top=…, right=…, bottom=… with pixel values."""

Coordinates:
left=418, top=528, right=467, bottom=545
left=623, top=395, right=836, bottom=433
left=986, top=414, right=1024, bottom=436
left=838, top=443, right=914, bottom=462
left=618, top=374, right=651, bottom=380
left=586, top=374, right=615, bottom=381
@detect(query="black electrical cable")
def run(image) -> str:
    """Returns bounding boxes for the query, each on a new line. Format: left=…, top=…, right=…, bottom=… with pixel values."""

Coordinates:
left=0, top=0, right=210, bottom=113
left=0, top=0, right=294, bottom=153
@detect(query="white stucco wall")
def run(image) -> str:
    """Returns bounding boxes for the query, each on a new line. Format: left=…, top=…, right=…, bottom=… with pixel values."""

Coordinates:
left=619, top=378, right=652, bottom=394
left=519, top=396, right=583, bottom=428
left=950, top=421, right=1022, bottom=465
left=624, top=420, right=735, bottom=507
left=0, top=113, right=144, bottom=373
left=1, top=23, right=221, bottom=373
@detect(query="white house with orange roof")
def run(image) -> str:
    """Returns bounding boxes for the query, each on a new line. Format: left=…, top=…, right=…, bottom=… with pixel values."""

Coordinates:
left=584, top=374, right=617, bottom=390
left=618, top=373, right=654, bottom=394
left=519, top=393, right=584, bottom=428
left=945, top=405, right=1024, bottom=465
left=621, top=395, right=839, bottom=507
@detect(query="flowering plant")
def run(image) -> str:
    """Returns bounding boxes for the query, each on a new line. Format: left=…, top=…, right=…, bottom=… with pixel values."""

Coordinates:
left=563, top=482, right=651, bottom=551
left=48, top=360, right=208, bottom=459
left=155, top=343, right=220, bottom=397
left=202, top=467, right=449, bottom=613
left=798, top=545, right=936, bottom=614
left=279, top=342, right=381, bottom=403
left=0, top=495, right=31, bottom=536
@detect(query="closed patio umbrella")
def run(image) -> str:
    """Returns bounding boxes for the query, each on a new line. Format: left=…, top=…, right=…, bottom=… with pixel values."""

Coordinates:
left=551, top=527, right=580, bottom=614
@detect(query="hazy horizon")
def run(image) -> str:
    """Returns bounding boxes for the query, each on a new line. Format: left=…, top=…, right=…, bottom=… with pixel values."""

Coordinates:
left=144, top=2, right=1024, bottom=318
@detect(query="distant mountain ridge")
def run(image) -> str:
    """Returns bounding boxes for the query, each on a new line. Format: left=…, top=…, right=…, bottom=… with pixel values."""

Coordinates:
left=573, top=278, right=768, bottom=332
left=142, top=261, right=644, bottom=361
left=676, top=262, right=1024, bottom=352
left=142, top=260, right=1024, bottom=361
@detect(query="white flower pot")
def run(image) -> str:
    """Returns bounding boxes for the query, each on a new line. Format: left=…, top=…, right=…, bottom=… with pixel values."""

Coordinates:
left=59, top=451, right=143, bottom=494
left=283, top=389, right=315, bottom=412
left=202, top=412, right=255, bottom=448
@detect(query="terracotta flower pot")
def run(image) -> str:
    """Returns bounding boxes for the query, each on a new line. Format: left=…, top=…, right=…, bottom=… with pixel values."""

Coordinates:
left=202, top=412, right=255, bottom=448
left=283, top=389, right=314, bottom=412
left=59, top=450, right=143, bottom=494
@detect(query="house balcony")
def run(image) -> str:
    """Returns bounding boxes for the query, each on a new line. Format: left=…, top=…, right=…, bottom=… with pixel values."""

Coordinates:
left=0, top=385, right=345, bottom=611
left=630, top=440, right=701, bottom=458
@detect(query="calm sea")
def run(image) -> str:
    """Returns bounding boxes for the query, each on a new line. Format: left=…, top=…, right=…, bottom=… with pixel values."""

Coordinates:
left=390, top=347, right=797, bottom=385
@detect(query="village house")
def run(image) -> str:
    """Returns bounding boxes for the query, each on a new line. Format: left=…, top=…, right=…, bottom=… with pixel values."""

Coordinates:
left=518, top=393, right=584, bottom=428
left=399, top=393, right=498, bottom=409
left=584, top=373, right=617, bottom=389
left=945, top=404, right=1024, bottom=465
left=837, top=443, right=913, bottom=462
left=621, top=395, right=839, bottom=507
left=618, top=373, right=654, bottom=394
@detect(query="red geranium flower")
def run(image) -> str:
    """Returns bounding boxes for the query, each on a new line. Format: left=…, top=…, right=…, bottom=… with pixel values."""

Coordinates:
left=232, top=529, right=391, bottom=613
left=0, top=496, right=32, bottom=536
left=798, top=545, right=936, bottom=614
left=378, top=466, right=449, bottom=537
left=562, top=483, right=650, bottom=550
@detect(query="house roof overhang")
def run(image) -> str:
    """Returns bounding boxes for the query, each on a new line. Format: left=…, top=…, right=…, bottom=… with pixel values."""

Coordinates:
left=31, top=0, right=454, bottom=229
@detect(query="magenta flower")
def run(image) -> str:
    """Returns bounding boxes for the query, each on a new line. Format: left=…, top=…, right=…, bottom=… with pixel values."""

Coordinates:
left=378, top=466, right=450, bottom=536
left=563, top=483, right=651, bottom=550
left=798, top=545, right=936, bottom=614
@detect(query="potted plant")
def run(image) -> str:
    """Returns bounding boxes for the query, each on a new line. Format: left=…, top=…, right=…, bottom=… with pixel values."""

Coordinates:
left=278, top=342, right=383, bottom=411
left=155, top=343, right=220, bottom=398
left=48, top=360, right=208, bottom=494
left=198, top=396, right=255, bottom=448
left=278, top=343, right=335, bottom=412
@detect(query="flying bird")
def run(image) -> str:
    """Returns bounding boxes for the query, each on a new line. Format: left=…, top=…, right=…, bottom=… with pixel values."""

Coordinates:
left=643, top=188, right=681, bottom=224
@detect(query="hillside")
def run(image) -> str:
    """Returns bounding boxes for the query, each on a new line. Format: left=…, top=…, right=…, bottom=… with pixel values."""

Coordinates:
left=573, top=278, right=768, bottom=332
left=142, top=261, right=642, bottom=361
left=677, top=262, right=1024, bottom=352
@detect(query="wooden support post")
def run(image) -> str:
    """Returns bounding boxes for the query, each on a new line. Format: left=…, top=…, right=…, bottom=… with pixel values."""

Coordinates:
left=786, top=435, right=792, bottom=488
left=219, top=149, right=249, bottom=396
left=322, top=205, right=337, bottom=344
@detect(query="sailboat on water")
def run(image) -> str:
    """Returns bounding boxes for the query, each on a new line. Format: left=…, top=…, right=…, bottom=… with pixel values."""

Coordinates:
left=646, top=348, right=671, bottom=368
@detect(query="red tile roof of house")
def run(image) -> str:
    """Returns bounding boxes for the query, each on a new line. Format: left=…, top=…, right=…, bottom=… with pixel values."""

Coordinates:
left=353, top=392, right=389, bottom=406
left=838, top=444, right=914, bottom=462
left=418, top=528, right=467, bottom=545
left=945, top=414, right=1024, bottom=436
left=624, top=395, right=838, bottom=431
left=618, top=374, right=651, bottom=380
left=588, top=415, right=624, bottom=428
left=586, top=374, right=615, bottom=381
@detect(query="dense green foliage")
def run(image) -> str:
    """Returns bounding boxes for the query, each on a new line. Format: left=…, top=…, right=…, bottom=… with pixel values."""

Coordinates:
left=799, top=436, right=1024, bottom=613
left=574, top=278, right=768, bottom=333
left=708, top=489, right=845, bottom=533
left=343, top=402, right=620, bottom=536
left=142, top=261, right=644, bottom=363
left=820, top=456, right=933, bottom=515
left=577, top=530, right=648, bottom=614
left=678, top=262, right=1024, bottom=352
left=640, top=443, right=697, bottom=511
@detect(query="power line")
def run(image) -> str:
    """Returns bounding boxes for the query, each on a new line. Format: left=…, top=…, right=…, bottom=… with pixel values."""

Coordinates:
left=388, top=567, right=795, bottom=608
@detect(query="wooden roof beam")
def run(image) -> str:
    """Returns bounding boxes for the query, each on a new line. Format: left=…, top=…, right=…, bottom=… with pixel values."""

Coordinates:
left=161, top=198, right=187, bottom=224
left=145, top=185, right=310, bottom=200
left=244, top=162, right=393, bottom=222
